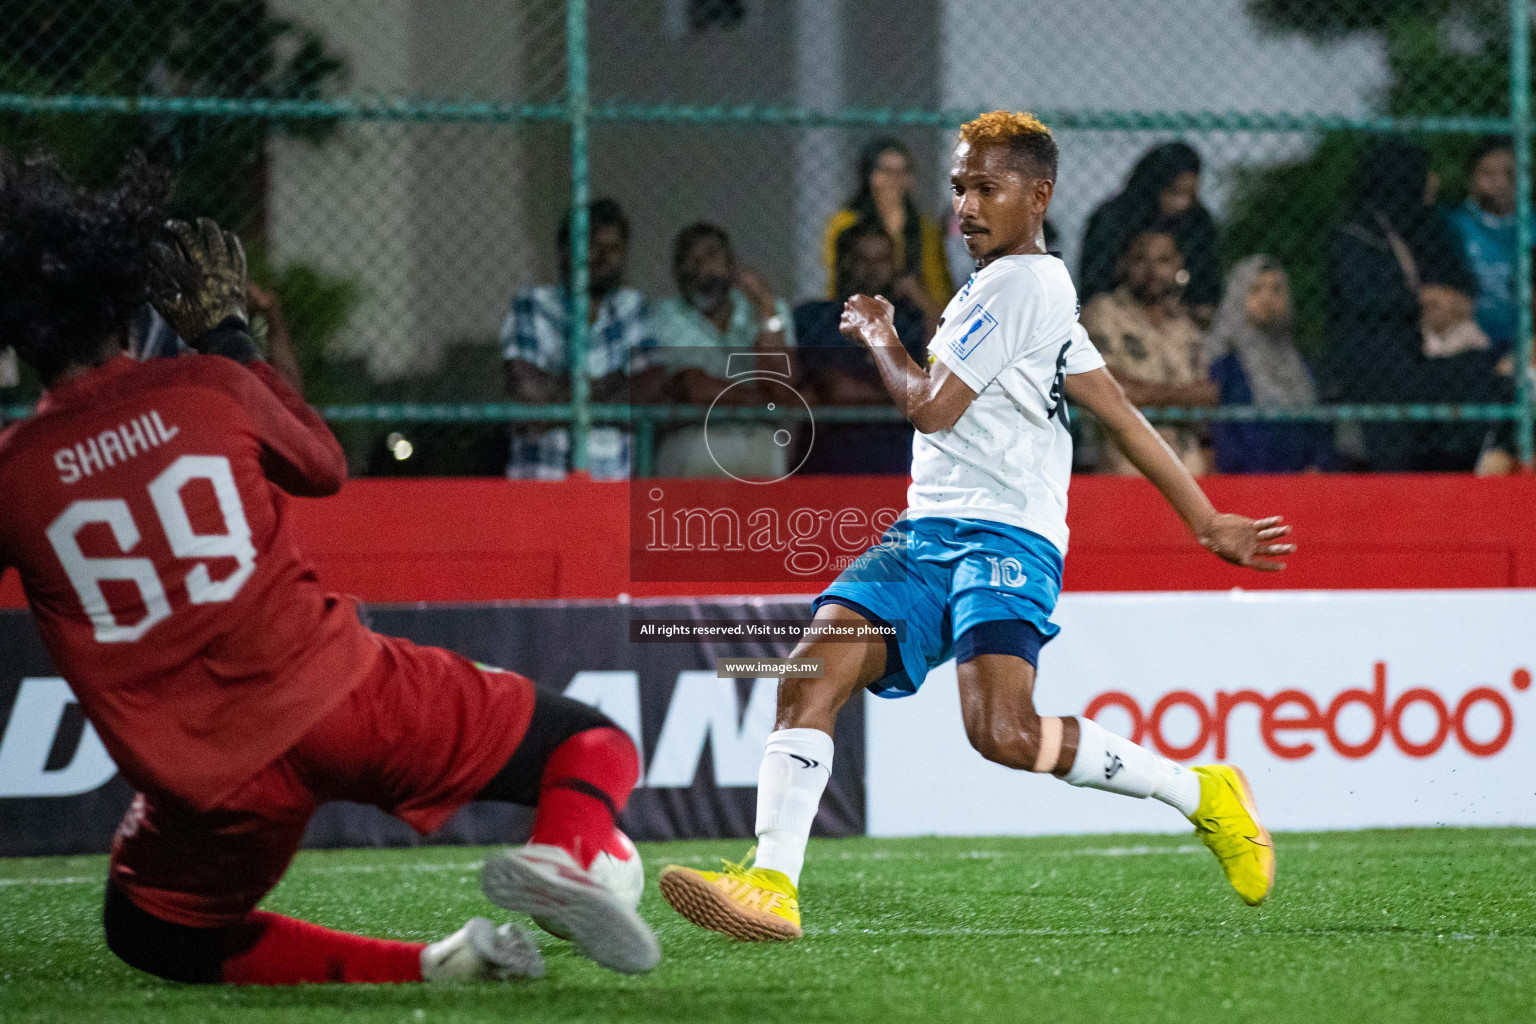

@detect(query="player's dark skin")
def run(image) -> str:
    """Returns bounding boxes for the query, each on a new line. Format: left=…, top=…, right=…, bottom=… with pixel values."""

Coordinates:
left=778, top=138, right=1296, bottom=777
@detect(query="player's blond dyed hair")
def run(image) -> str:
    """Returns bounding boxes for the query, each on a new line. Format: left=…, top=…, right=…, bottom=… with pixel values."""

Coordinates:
left=957, top=110, right=1058, bottom=181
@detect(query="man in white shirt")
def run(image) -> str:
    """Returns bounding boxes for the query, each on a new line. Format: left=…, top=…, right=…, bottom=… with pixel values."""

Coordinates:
left=659, top=111, right=1298, bottom=942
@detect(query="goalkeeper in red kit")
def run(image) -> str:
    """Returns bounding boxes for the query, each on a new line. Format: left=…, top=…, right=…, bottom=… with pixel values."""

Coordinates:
left=0, top=156, right=659, bottom=984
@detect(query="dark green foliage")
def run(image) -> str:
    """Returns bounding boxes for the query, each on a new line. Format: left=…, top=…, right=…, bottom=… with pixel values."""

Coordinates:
left=0, top=1, right=345, bottom=229
left=248, top=253, right=366, bottom=405
left=1223, top=0, right=1517, bottom=355
left=1221, top=135, right=1360, bottom=359
left=0, top=1, right=357, bottom=408
left=1249, top=0, right=1486, bottom=46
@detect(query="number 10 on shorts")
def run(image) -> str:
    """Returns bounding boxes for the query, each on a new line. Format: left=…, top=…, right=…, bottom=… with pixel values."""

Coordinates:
left=986, top=556, right=1026, bottom=589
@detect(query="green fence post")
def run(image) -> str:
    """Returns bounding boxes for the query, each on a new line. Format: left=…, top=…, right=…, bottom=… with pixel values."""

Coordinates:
left=566, top=0, right=592, bottom=474
left=634, top=414, right=655, bottom=479
left=1513, top=0, right=1534, bottom=465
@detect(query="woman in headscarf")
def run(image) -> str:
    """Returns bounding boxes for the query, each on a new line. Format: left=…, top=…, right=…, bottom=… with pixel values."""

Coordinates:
left=822, top=137, right=952, bottom=317
left=1206, top=256, right=1336, bottom=472
left=1325, top=137, right=1504, bottom=471
left=1079, top=141, right=1222, bottom=321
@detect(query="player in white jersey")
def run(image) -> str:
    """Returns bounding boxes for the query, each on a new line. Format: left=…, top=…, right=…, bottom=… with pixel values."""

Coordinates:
left=659, top=111, right=1296, bottom=942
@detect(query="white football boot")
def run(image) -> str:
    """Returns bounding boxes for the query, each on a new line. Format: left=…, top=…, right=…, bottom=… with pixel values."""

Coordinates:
left=481, top=844, right=661, bottom=975
left=421, top=916, right=546, bottom=981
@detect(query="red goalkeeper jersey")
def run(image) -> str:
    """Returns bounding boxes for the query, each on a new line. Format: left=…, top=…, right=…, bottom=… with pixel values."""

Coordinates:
left=0, top=355, right=381, bottom=812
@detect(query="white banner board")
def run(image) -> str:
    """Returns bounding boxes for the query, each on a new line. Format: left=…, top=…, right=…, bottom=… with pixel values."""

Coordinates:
left=867, top=590, right=1536, bottom=836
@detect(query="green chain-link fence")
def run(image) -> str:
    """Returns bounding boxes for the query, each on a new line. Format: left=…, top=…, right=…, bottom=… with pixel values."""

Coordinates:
left=1, top=0, right=1532, bottom=475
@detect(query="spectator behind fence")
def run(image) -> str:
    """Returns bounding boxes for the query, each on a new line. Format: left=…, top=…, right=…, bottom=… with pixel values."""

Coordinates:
left=1325, top=139, right=1505, bottom=471
left=501, top=199, right=664, bottom=480
left=1205, top=256, right=1336, bottom=473
left=1081, top=228, right=1215, bottom=476
left=649, top=223, right=796, bottom=479
left=1079, top=142, right=1221, bottom=325
left=1445, top=136, right=1516, bottom=354
left=795, top=219, right=930, bottom=475
left=824, top=137, right=952, bottom=322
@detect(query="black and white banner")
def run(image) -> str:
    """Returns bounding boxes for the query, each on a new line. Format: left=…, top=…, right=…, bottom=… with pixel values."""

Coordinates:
left=6, top=590, right=1534, bottom=857
left=0, top=599, right=865, bottom=857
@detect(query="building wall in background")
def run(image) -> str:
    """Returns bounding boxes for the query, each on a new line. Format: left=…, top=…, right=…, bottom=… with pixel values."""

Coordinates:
left=267, top=0, right=542, bottom=379
left=581, top=0, right=941, bottom=304
left=262, top=0, right=1387, bottom=380
left=267, top=0, right=944, bottom=378
left=939, top=0, right=1389, bottom=277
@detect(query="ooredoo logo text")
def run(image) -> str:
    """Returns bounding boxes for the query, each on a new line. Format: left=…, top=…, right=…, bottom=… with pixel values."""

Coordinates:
left=1084, top=662, right=1526, bottom=761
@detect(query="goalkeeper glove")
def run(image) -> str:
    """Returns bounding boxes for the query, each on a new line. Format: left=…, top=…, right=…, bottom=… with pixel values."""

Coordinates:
left=147, top=217, right=258, bottom=360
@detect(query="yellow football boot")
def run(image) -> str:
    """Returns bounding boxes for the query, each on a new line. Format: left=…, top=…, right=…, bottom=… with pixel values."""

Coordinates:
left=1189, top=765, right=1275, bottom=906
left=658, top=851, right=802, bottom=941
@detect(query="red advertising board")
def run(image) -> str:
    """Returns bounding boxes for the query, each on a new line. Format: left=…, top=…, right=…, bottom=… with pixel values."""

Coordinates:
left=4, top=474, right=1534, bottom=607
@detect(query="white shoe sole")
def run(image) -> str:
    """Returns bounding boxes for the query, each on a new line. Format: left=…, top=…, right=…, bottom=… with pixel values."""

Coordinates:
left=481, top=848, right=660, bottom=975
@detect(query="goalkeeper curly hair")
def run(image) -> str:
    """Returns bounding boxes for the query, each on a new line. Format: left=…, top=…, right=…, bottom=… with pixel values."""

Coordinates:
left=958, top=110, right=1058, bottom=182
left=0, top=153, right=170, bottom=384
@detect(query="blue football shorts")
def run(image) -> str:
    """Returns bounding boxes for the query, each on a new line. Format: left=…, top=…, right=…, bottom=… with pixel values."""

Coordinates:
left=813, top=516, right=1063, bottom=698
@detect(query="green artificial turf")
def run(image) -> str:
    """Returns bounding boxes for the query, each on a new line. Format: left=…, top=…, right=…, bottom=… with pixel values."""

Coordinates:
left=1, top=829, right=1532, bottom=1023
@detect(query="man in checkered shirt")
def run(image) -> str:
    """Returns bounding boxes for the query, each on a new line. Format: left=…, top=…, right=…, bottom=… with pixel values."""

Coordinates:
left=501, top=199, right=663, bottom=479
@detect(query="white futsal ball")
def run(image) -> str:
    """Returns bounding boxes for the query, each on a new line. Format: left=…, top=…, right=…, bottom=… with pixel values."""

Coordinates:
left=532, top=831, right=644, bottom=939
left=588, top=830, right=645, bottom=910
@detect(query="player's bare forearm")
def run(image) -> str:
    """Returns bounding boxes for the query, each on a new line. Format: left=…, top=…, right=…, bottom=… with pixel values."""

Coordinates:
left=1109, top=368, right=1219, bottom=409
left=862, top=324, right=933, bottom=417
left=1063, top=367, right=1295, bottom=571
left=1068, top=368, right=1215, bottom=532
left=264, top=322, right=302, bottom=393
left=247, top=283, right=302, bottom=393
left=842, top=295, right=974, bottom=432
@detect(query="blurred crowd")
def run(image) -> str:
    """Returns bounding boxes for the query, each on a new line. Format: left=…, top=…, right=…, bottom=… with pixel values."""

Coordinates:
left=501, top=133, right=1527, bottom=481
left=5, top=134, right=1506, bottom=481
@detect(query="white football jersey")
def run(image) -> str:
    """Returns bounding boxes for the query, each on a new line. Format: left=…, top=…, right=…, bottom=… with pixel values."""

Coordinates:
left=907, top=253, right=1105, bottom=554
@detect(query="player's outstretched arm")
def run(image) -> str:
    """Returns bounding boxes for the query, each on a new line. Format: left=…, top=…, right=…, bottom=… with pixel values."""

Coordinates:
left=148, top=218, right=347, bottom=496
left=840, top=293, right=976, bottom=433
left=1063, top=367, right=1295, bottom=571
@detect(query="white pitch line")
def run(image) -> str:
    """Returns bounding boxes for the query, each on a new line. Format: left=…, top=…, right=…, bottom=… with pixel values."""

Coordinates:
left=804, top=925, right=1151, bottom=938
left=4, top=835, right=1530, bottom=890
left=0, top=846, right=1195, bottom=888
left=287, top=860, right=485, bottom=876
left=0, top=875, right=96, bottom=888
left=1065, top=844, right=1205, bottom=857
left=802, top=926, right=1515, bottom=941
left=656, top=844, right=1204, bottom=867
left=0, top=860, right=487, bottom=890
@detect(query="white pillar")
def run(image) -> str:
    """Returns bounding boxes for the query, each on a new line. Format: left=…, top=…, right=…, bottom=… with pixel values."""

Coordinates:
left=266, top=0, right=536, bottom=380
left=792, top=0, right=846, bottom=303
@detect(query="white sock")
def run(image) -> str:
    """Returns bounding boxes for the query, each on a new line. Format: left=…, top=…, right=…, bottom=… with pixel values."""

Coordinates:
left=752, top=728, right=834, bottom=887
left=1064, top=716, right=1201, bottom=817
